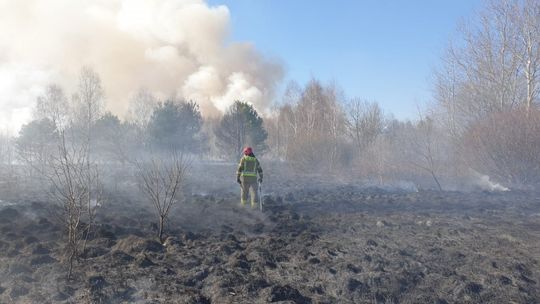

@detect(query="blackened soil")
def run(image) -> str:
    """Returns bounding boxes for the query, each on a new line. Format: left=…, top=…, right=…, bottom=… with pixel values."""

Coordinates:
left=0, top=188, right=539, bottom=303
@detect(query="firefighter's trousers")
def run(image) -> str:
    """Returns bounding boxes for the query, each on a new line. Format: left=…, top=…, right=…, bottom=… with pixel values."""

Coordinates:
left=240, top=177, right=258, bottom=208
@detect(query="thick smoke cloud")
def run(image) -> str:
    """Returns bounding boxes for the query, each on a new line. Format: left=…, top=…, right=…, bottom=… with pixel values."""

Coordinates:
left=0, top=0, right=283, bottom=133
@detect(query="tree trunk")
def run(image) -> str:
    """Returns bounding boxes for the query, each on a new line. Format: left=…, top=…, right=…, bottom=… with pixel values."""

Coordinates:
left=158, top=216, right=165, bottom=244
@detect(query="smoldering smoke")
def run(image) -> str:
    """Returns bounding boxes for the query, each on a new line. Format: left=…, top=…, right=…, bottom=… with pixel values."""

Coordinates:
left=0, top=0, right=283, bottom=133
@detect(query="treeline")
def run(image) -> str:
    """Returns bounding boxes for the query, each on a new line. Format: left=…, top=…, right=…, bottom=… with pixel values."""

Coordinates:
left=266, top=0, right=540, bottom=189
left=433, top=0, right=540, bottom=188
left=14, top=69, right=269, bottom=166
left=264, top=80, right=452, bottom=189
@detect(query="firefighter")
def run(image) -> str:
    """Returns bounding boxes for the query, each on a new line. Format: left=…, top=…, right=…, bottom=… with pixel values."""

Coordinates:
left=236, top=147, right=263, bottom=208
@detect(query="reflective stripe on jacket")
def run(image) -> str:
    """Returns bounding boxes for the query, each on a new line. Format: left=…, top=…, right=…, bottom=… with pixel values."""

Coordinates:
left=237, top=155, right=263, bottom=178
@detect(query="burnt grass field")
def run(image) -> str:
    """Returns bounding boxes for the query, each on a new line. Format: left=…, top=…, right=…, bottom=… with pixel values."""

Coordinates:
left=0, top=172, right=539, bottom=303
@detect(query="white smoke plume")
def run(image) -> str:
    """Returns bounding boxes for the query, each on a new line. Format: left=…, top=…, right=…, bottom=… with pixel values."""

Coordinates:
left=469, top=169, right=510, bottom=192
left=0, top=0, right=283, bottom=134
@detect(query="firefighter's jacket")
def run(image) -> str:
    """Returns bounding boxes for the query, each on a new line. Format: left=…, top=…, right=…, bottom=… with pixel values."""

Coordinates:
left=236, top=155, right=263, bottom=183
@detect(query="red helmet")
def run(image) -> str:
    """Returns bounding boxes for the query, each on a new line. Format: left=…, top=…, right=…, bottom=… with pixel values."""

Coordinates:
left=243, top=147, right=253, bottom=155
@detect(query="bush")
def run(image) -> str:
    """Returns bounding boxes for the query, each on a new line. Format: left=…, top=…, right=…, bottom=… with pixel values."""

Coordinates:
left=462, top=108, right=540, bottom=187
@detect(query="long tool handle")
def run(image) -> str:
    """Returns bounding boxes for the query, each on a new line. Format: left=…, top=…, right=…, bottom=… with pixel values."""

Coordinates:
left=258, top=183, right=263, bottom=212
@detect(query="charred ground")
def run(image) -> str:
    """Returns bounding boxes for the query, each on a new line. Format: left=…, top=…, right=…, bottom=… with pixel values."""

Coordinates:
left=0, top=183, right=539, bottom=304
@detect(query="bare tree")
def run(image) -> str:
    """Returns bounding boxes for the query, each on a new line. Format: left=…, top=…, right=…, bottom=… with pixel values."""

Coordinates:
left=463, top=108, right=540, bottom=186
left=346, top=98, right=385, bottom=151
left=432, top=0, right=540, bottom=189
left=126, top=88, right=157, bottom=128
left=14, top=69, right=105, bottom=279
left=436, top=0, right=540, bottom=125
left=19, top=85, right=68, bottom=179
left=354, top=135, right=391, bottom=184
left=433, top=54, right=465, bottom=138
left=273, top=81, right=302, bottom=157
left=44, top=130, right=103, bottom=279
left=29, top=69, right=105, bottom=278
left=275, top=104, right=298, bottom=158
left=511, top=0, right=540, bottom=113
left=278, top=79, right=348, bottom=173
left=34, top=84, right=69, bottom=129
left=370, top=117, right=448, bottom=190
left=0, top=131, right=16, bottom=195
left=410, top=117, right=444, bottom=191
left=72, top=66, right=104, bottom=129
left=138, top=152, right=190, bottom=243
left=72, top=67, right=105, bottom=247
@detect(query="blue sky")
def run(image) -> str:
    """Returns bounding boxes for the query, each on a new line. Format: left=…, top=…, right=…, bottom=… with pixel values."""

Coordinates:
left=208, top=0, right=482, bottom=120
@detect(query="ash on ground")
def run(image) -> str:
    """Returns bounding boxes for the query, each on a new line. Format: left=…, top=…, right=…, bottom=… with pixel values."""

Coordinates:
left=0, top=187, right=539, bottom=303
